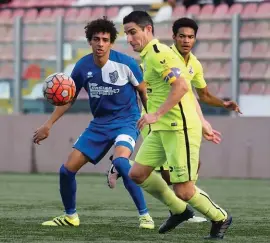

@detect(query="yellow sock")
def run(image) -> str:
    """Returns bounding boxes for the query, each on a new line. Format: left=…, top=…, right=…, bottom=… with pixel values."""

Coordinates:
left=139, top=171, right=187, bottom=214
left=188, top=187, right=227, bottom=222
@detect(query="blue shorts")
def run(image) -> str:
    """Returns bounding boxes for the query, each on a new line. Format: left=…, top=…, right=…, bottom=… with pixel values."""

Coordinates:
left=73, top=124, right=139, bottom=164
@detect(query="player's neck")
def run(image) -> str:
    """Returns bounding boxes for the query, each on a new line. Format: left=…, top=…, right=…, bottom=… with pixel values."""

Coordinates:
left=180, top=51, right=190, bottom=65
left=93, top=53, right=110, bottom=68
left=142, top=36, right=154, bottom=50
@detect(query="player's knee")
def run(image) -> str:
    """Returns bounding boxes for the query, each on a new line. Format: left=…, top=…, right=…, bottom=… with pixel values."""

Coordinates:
left=173, top=183, right=196, bottom=201
left=64, top=150, right=88, bottom=172
left=114, top=145, right=132, bottom=159
left=174, top=189, right=194, bottom=201
left=128, top=170, right=140, bottom=183
left=64, top=157, right=79, bottom=172
left=128, top=169, right=145, bottom=184
left=128, top=162, right=152, bottom=184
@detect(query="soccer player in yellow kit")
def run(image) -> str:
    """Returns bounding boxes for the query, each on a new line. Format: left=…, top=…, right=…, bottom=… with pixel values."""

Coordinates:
left=123, top=11, right=234, bottom=239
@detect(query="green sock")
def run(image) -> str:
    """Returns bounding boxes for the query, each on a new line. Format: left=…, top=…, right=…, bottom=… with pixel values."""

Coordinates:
left=188, top=187, right=227, bottom=222
left=139, top=171, right=187, bottom=214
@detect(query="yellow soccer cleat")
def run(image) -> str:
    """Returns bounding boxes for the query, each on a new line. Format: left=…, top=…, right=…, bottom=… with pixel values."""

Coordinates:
left=42, top=214, right=80, bottom=226
left=139, top=214, right=155, bottom=229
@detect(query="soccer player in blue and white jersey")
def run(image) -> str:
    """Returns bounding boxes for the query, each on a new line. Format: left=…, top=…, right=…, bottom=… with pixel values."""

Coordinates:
left=33, top=17, right=154, bottom=229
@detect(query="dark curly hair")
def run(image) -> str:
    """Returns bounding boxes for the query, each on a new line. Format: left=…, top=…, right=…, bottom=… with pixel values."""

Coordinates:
left=172, top=18, right=198, bottom=36
left=84, top=17, right=118, bottom=43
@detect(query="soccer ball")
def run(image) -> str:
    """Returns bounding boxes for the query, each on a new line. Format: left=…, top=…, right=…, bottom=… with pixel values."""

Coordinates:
left=43, top=72, right=76, bottom=106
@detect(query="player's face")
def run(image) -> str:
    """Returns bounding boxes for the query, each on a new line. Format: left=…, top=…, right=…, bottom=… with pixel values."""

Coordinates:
left=124, top=22, right=152, bottom=52
left=90, top=32, right=112, bottom=57
left=173, top=27, right=196, bottom=55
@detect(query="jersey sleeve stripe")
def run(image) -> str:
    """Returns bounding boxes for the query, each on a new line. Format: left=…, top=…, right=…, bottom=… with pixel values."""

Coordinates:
left=128, top=67, right=140, bottom=86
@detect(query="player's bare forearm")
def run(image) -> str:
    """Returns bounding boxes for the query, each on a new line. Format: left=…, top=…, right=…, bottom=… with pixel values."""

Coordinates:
left=156, top=77, right=188, bottom=118
left=194, top=97, right=205, bottom=123
left=196, top=87, right=224, bottom=107
left=44, top=103, right=72, bottom=128
left=194, top=97, right=214, bottom=133
left=138, top=91, right=148, bottom=113
left=201, top=94, right=224, bottom=107
left=135, top=81, right=148, bottom=113
left=196, top=87, right=241, bottom=113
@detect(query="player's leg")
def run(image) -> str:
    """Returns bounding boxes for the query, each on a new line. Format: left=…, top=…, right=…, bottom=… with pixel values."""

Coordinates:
left=107, top=124, right=151, bottom=189
left=42, top=127, right=112, bottom=226
left=158, top=166, right=199, bottom=223
left=42, top=148, right=88, bottom=226
left=130, top=131, right=193, bottom=222
left=159, top=161, right=207, bottom=223
left=112, top=129, right=154, bottom=229
left=159, top=129, right=232, bottom=238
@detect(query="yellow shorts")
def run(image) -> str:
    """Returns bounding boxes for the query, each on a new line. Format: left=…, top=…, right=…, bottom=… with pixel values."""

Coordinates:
left=136, top=127, right=202, bottom=183
left=141, top=126, right=171, bottom=172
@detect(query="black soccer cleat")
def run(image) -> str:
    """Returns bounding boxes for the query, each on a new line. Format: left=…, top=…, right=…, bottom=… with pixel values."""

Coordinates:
left=158, top=205, right=194, bottom=234
left=204, top=215, right=232, bottom=240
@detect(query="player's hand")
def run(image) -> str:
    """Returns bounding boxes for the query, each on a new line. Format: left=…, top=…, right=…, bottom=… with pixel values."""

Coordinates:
left=202, top=120, right=222, bottom=144
left=137, top=113, right=159, bottom=130
left=223, top=100, right=242, bottom=114
left=33, top=125, right=50, bottom=145
left=203, top=129, right=222, bottom=144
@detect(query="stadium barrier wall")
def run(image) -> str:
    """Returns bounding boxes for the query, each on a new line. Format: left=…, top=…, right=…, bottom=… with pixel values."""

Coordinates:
left=0, top=115, right=269, bottom=179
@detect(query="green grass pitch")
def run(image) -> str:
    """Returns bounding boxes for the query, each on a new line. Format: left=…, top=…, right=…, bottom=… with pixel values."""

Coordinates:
left=0, top=174, right=269, bottom=243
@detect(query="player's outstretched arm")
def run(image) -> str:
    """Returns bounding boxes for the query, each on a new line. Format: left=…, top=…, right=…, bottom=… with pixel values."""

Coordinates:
left=44, top=103, right=72, bottom=128
left=137, top=77, right=188, bottom=130
left=196, top=86, right=242, bottom=113
left=33, top=103, right=72, bottom=145
left=196, top=86, right=224, bottom=107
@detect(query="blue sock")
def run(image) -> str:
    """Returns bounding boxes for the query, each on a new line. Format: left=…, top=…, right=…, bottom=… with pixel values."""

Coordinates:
left=113, top=157, right=148, bottom=215
left=59, top=164, right=77, bottom=215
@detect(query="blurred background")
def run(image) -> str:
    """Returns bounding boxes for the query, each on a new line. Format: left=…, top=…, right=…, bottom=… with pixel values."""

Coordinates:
left=0, top=0, right=270, bottom=177
left=1, top=0, right=270, bottom=116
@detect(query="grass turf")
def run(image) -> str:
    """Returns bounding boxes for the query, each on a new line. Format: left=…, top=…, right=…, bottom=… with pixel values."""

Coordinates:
left=0, top=174, right=269, bottom=243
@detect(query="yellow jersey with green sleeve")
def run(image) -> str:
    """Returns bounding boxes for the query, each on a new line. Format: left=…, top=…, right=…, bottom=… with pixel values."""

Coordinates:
left=140, top=39, right=200, bottom=131
left=171, top=44, right=206, bottom=89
